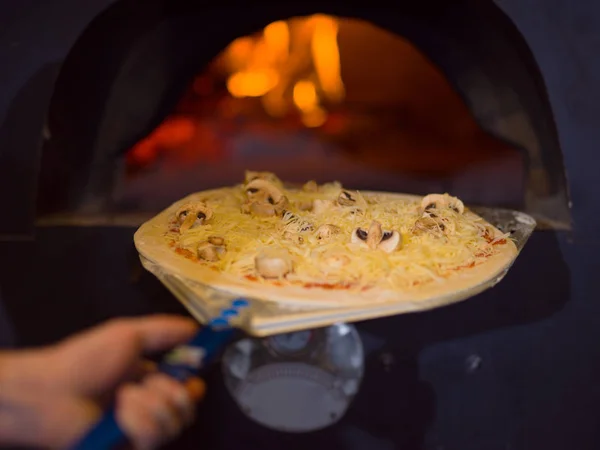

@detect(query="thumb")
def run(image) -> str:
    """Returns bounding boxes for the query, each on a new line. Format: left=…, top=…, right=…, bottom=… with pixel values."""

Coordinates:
left=48, top=315, right=198, bottom=396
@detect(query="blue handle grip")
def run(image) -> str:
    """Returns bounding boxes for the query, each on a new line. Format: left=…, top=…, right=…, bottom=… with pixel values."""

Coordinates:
left=70, top=308, right=244, bottom=450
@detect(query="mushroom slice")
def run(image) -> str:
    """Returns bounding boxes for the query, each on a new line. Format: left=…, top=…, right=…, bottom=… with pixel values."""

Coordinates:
left=351, top=221, right=400, bottom=252
left=421, top=194, right=445, bottom=213
left=255, top=249, right=293, bottom=279
left=208, top=236, right=225, bottom=247
left=273, top=196, right=290, bottom=216
left=449, top=199, right=465, bottom=214
left=337, top=190, right=357, bottom=207
left=245, top=179, right=285, bottom=205
left=197, top=241, right=224, bottom=262
left=244, top=171, right=282, bottom=187
left=351, top=227, right=369, bottom=246
left=176, top=202, right=212, bottom=223
left=249, top=201, right=276, bottom=217
left=378, top=231, right=401, bottom=253
left=421, top=193, right=465, bottom=215
left=175, top=203, right=193, bottom=222
left=302, top=180, right=318, bottom=192
left=176, top=202, right=213, bottom=233
left=413, top=216, right=446, bottom=236
left=365, top=221, right=383, bottom=249
left=297, top=200, right=313, bottom=211
left=315, top=224, right=342, bottom=241
left=242, top=195, right=289, bottom=218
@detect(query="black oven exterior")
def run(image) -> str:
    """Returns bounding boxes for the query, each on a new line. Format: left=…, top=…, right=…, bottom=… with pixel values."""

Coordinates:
left=0, top=1, right=599, bottom=449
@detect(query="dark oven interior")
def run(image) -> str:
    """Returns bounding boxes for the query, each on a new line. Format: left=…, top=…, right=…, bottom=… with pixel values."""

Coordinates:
left=33, top=1, right=571, bottom=231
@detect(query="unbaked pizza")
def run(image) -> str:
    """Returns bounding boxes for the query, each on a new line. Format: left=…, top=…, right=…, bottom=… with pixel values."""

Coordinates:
left=134, top=171, right=518, bottom=308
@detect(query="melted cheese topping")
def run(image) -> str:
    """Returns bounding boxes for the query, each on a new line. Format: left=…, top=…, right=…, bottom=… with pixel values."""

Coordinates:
left=165, top=177, right=511, bottom=292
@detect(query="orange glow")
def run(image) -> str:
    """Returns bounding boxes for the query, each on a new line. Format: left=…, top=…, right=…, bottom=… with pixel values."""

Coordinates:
left=220, top=14, right=345, bottom=126
left=127, top=117, right=203, bottom=166
left=151, top=117, right=195, bottom=144
left=293, top=80, right=326, bottom=127
left=263, top=20, right=290, bottom=62
left=301, top=107, right=327, bottom=128
left=293, top=80, right=318, bottom=112
left=227, top=70, right=279, bottom=98
left=225, top=37, right=255, bottom=72
left=311, top=15, right=344, bottom=103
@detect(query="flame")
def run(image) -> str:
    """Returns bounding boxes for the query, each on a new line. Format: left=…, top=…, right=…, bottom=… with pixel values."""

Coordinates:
left=221, top=14, right=345, bottom=126
left=311, top=15, right=345, bottom=103
left=263, top=20, right=290, bottom=62
left=293, top=80, right=318, bottom=112
left=293, top=80, right=327, bottom=127
left=227, top=70, right=279, bottom=98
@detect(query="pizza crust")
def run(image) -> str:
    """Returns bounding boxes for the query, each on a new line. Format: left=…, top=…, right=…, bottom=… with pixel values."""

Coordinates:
left=134, top=188, right=518, bottom=309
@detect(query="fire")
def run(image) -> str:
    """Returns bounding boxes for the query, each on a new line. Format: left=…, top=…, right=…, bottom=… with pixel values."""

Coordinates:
left=127, top=15, right=345, bottom=169
left=311, top=16, right=345, bottom=104
left=227, top=70, right=279, bottom=98
left=222, top=14, right=345, bottom=127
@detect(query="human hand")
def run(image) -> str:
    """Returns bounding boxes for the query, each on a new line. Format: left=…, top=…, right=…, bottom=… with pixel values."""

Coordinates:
left=0, top=315, right=205, bottom=450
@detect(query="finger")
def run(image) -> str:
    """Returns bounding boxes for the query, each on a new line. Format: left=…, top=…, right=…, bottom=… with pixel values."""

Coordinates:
left=116, top=384, right=179, bottom=450
left=137, top=385, right=182, bottom=439
left=125, top=315, right=199, bottom=353
left=44, top=316, right=197, bottom=395
left=116, top=385, right=162, bottom=450
left=143, top=373, right=196, bottom=425
left=57, top=315, right=198, bottom=356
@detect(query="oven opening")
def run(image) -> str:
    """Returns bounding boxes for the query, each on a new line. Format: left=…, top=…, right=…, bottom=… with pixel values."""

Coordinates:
left=119, top=15, right=523, bottom=214
left=36, top=3, right=571, bottom=231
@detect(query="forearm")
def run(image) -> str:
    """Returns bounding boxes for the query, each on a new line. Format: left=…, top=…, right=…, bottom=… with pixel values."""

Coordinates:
left=0, top=350, right=31, bottom=447
left=0, top=349, right=33, bottom=386
left=0, top=348, right=52, bottom=395
left=0, top=349, right=96, bottom=449
left=0, top=350, right=45, bottom=447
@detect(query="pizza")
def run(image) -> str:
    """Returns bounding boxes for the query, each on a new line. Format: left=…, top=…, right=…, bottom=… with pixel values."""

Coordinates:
left=134, top=171, right=518, bottom=308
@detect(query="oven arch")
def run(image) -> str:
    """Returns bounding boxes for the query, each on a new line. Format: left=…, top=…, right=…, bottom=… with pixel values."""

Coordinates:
left=38, top=0, right=570, bottom=229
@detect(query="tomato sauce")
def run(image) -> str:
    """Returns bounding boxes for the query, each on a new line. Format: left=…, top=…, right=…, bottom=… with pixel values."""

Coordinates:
left=175, top=247, right=198, bottom=262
